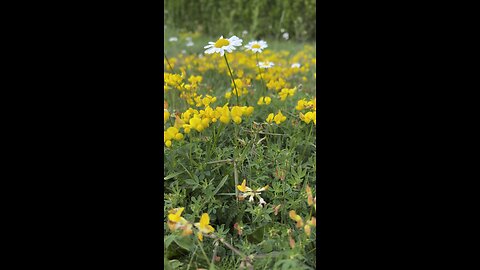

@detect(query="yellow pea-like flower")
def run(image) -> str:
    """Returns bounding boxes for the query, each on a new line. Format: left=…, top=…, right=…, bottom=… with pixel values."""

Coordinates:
left=168, top=207, right=184, bottom=222
left=174, top=133, right=184, bottom=141
left=257, top=97, right=265, bottom=105
left=266, top=113, right=274, bottom=123
left=237, top=179, right=247, bottom=192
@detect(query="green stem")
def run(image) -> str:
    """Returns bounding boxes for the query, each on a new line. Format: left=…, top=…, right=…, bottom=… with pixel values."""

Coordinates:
left=224, top=54, right=239, bottom=106
left=164, top=51, right=174, bottom=72
left=187, top=246, right=198, bottom=270
left=196, top=236, right=213, bottom=269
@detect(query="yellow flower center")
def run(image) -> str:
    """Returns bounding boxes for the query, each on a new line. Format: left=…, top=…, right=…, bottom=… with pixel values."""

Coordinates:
left=215, top=38, right=230, bottom=48
left=252, top=44, right=261, bottom=49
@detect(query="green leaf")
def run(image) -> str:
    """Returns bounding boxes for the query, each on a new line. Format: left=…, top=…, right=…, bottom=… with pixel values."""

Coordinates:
left=174, top=236, right=193, bottom=251
left=213, top=175, right=229, bottom=196
left=164, top=234, right=176, bottom=249
left=164, top=171, right=185, bottom=181
left=169, top=260, right=183, bottom=269
left=184, top=178, right=198, bottom=186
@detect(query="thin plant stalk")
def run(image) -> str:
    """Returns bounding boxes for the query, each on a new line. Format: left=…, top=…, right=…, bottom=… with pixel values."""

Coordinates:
left=164, top=51, right=174, bottom=72
left=195, top=236, right=213, bottom=269
left=224, top=54, right=240, bottom=106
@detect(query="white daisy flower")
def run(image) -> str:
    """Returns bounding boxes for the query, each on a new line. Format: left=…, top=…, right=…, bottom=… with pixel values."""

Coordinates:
left=168, top=37, right=178, bottom=42
left=186, top=41, right=194, bottom=47
left=258, top=61, right=274, bottom=69
left=204, top=36, right=243, bottom=56
left=291, top=63, right=301, bottom=68
left=282, top=32, right=289, bottom=40
left=245, top=40, right=268, bottom=53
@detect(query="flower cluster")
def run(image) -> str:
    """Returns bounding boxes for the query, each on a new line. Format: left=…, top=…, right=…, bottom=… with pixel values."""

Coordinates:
left=193, top=94, right=217, bottom=107
left=295, top=98, right=315, bottom=111
left=278, top=87, right=296, bottom=101
left=266, top=77, right=288, bottom=91
left=227, top=78, right=250, bottom=98
left=164, top=126, right=184, bottom=147
left=296, top=98, right=316, bottom=125
left=164, top=72, right=183, bottom=92
left=237, top=179, right=269, bottom=207
left=257, top=96, right=272, bottom=105
left=167, top=208, right=215, bottom=241
left=289, top=210, right=316, bottom=237
left=167, top=207, right=193, bottom=236
left=266, top=111, right=287, bottom=124
left=163, top=104, right=255, bottom=148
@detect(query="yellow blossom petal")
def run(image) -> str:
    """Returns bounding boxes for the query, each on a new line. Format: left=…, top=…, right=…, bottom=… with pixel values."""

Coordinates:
left=237, top=179, right=247, bottom=192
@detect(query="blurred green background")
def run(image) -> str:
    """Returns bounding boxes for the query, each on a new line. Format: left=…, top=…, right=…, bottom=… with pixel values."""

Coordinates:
left=164, top=0, right=316, bottom=42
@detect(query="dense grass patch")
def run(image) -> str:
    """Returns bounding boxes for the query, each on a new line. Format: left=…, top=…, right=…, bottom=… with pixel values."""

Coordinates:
left=164, top=0, right=316, bottom=41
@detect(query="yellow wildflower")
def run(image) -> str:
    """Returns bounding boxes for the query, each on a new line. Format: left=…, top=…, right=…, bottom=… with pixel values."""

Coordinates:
left=266, top=113, right=274, bottom=123
left=273, top=111, right=287, bottom=124
left=168, top=207, right=184, bottom=222
left=194, top=213, right=215, bottom=241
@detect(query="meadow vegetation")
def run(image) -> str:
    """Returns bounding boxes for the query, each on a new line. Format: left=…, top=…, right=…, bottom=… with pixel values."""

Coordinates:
left=164, top=0, right=316, bottom=42
left=164, top=24, right=316, bottom=270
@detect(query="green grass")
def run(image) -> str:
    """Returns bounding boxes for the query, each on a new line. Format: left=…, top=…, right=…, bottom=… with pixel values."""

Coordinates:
left=164, top=0, right=316, bottom=42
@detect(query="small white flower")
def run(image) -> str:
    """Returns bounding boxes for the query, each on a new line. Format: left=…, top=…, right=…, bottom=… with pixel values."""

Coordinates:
left=181, top=50, right=186, bottom=54
left=282, top=32, right=289, bottom=40
left=249, top=195, right=255, bottom=202
left=291, top=63, right=301, bottom=68
left=245, top=40, right=268, bottom=53
left=169, top=37, right=178, bottom=42
left=258, top=197, right=267, bottom=207
left=204, top=35, right=243, bottom=56
left=242, top=30, right=248, bottom=37
left=186, top=41, right=194, bottom=47
left=258, top=61, right=274, bottom=69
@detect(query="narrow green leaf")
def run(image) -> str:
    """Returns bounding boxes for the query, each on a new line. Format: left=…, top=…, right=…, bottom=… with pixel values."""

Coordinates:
left=213, top=175, right=229, bottom=196
left=164, top=171, right=185, bottom=181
